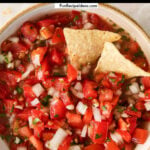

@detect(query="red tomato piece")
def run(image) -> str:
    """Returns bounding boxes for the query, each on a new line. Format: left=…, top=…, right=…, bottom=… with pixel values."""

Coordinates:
left=3, top=99, right=16, bottom=114
left=83, top=107, right=93, bottom=124
left=83, top=80, right=98, bottom=99
left=17, top=108, right=32, bottom=121
left=0, top=124, right=6, bottom=134
left=21, top=22, right=38, bottom=42
left=142, top=111, right=150, bottom=121
left=31, top=46, right=47, bottom=66
left=51, top=27, right=65, bottom=44
left=33, top=122, right=44, bottom=138
left=129, top=41, right=139, bottom=54
left=49, top=48, right=63, bottom=65
left=117, top=129, right=131, bottom=143
left=118, top=118, right=128, bottom=131
left=125, top=110, right=141, bottom=118
left=50, top=98, right=66, bottom=119
left=66, top=112, right=83, bottom=128
left=35, top=57, right=50, bottom=81
left=106, top=140, right=120, bottom=150
left=67, top=64, right=77, bottom=82
left=37, top=19, right=56, bottom=27
left=42, top=131, right=54, bottom=141
left=58, top=136, right=72, bottom=150
left=99, top=89, right=113, bottom=102
left=29, top=135, right=43, bottom=150
left=0, top=81, right=10, bottom=99
left=127, top=117, right=137, bottom=134
left=141, top=77, right=150, bottom=89
left=89, top=120, right=108, bottom=144
left=23, top=84, right=36, bottom=99
left=84, top=144, right=104, bottom=150
left=135, top=101, right=145, bottom=111
left=18, top=126, right=32, bottom=138
left=132, top=128, right=148, bottom=144
left=101, top=102, right=112, bottom=118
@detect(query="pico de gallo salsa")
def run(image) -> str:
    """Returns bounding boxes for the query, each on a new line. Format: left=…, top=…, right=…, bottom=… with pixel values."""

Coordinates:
left=0, top=10, right=149, bottom=150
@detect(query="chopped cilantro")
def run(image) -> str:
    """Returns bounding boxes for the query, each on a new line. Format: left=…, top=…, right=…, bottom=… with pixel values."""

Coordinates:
left=122, top=147, right=125, bottom=150
left=134, top=49, right=144, bottom=57
left=0, top=113, right=6, bottom=117
left=33, top=118, right=40, bottom=125
left=117, top=75, right=125, bottom=85
left=131, top=106, right=137, bottom=112
left=51, top=79, right=55, bottom=82
left=113, top=23, right=116, bottom=26
left=10, top=105, right=14, bottom=113
left=121, top=35, right=130, bottom=41
left=102, top=105, right=107, bottom=111
left=53, top=72, right=65, bottom=77
left=124, top=48, right=129, bottom=52
left=88, top=97, right=92, bottom=100
left=41, top=95, right=52, bottom=106
left=5, top=134, right=13, bottom=142
left=30, top=26, right=33, bottom=29
left=16, top=86, right=23, bottom=94
left=4, top=55, right=9, bottom=64
left=110, top=78, right=116, bottom=82
left=105, top=137, right=111, bottom=142
left=116, top=105, right=124, bottom=113
left=95, top=133, right=102, bottom=139
left=57, top=34, right=61, bottom=37
left=54, top=114, right=59, bottom=118
left=116, top=28, right=124, bottom=33
left=73, top=15, right=79, bottom=22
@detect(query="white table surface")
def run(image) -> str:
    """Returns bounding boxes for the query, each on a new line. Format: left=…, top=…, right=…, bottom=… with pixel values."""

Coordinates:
left=0, top=3, right=149, bottom=35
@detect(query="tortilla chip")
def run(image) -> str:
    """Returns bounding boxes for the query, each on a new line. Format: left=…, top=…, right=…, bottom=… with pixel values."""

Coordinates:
left=63, top=28, right=121, bottom=69
left=95, top=42, right=150, bottom=78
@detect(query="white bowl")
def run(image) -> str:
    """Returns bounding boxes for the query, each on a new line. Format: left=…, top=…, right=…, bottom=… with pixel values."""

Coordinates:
left=0, top=3, right=150, bottom=150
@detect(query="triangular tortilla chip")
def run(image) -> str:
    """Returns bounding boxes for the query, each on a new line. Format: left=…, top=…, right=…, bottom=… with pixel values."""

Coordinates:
left=63, top=28, right=121, bottom=69
left=95, top=42, right=150, bottom=78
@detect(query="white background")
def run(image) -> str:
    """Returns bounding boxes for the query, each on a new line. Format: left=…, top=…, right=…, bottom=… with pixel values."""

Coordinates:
left=0, top=3, right=149, bottom=35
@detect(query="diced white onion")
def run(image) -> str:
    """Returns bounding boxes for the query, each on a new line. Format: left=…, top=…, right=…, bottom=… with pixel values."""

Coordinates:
left=140, top=85, right=145, bottom=91
left=28, top=116, right=33, bottom=128
left=121, top=113, right=129, bottom=118
left=69, top=145, right=81, bottom=150
left=21, top=64, right=34, bottom=80
left=108, top=72, right=116, bottom=78
left=9, top=114, right=15, bottom=124
left=7, top=51, right=13, bottom=62
left=74, top=82, right=82, bottom=91
left=138, top=92, right=145, bottom=98
left=15, top=105, right=23, bottom=110
left=92, top=106, right=101, bottom=122
left=81, top=64, right=91, bottom=74
left=7, top=62, right=14, bottom=69
left=14, top=137, right=21, bottom=144
left=82, top=11, right=88, bottom=24
left=110, top=132, right=123, bottom=144
left=66, top=104, right=74, bottom=110
left=15, top=60, right=21, bottom=67
left=17, top=146, right=27, bottom=150
left=32, top=54, right=40, bottom=66
left=32, top=83, right=44, bottom=97
left=83, top=22, right=94, bottom=29
left=144, top=102, right=150, bottom=111
left=70, top=87, right=84, bottom=99
left=115, top=89, right=122, bottom=96
left=0, top=54, right=5, bottom=64
left=45, top=128, right=68, bottom=150
left=129, top=82, right=140, bottom=94
left=9, top=37, right=19, bottom=43
left=48, top=87, right=55, bottom=96
left=77, top=71, right=82, bottom=81
left=53, top=91, right=60, bottom=98
left=76, top=101, right=88, bottom=115
left=31, top=98, right=40, bottom=106
left=81, top=125, right=88, bottom=137
left=92, top=99, right=99, bottom=108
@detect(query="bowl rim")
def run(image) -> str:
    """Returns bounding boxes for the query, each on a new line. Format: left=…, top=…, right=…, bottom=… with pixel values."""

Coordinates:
left=0, top=3, right=149, bottom=42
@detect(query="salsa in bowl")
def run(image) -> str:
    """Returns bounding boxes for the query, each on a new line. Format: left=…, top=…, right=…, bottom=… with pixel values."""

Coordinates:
left=0, top=4, right=150, bottom=150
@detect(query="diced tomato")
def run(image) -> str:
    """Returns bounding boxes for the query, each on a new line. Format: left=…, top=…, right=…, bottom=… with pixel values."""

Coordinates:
left=141, top=77, right=150, bottom=89
left=132, top=128, right=148, bottom=144
left=58, top=136, right=72, bottom=150
left=135, top=101, right=145, bottom=110
left=50, top=98, right=66, bottom=119
left=37, top=19, right=56, bottom=27
left=66, top=112, right=83, bottom=128
left=125, top=110, right=141, bottom=118
left=23, top=84, right=36, bottom=99
left=101, top=102, right=112, bottom=118
left=67, top=64, right=77, bottom=82
left=101, top=77, right=111, bottom=88
left=129, top=41, right=139, bottom=53
left=42, top=131, right=54, bottom=141
left=29, top=135, right=43, bottom=150
left=60, top=92, right=73, bottom=106
left=142, top=111, right=150, bottom=121
left=94, top=73, right=105, bottom=83
left=127, top=117, right=137, bottom=134
left=118, top=118, right=128, bottom=131
left=106, top=140, right=120, bottom=150
left=0, top=71, right=21, bottom=87
left=117, top=129, right=131, bottom=143
left=111, top=96, right=119, bottom=107
left=17, top=108, right=32, bottom=121
left=18, top=126, right=32, bottom=138
left=142, top=89, right=150, bottom=101
left=0, top=81, right=10, bottom=99
left=51, top=27, right=65, bottom=44
left=45, top=120, right=65, bottom=130
left=33, top=122, right=44, bottom=138
left=21, top=22, right=38, bottom=42
left=31, top=46, right=47, bottom=66
left=35, top=57, right=50, bottom=81
left=0, top=124, right=6, bottom=134
left=40, top=25, right=55, bottom=39
left=49, top=48, right=63, bottom=65
left=83, top=80, right=98, bottom=99
left=89, top=120, right=108, bottom=144
left=83, top=107, right=93, bottom=124
left=90, top=14, right=100, bottom=26
left=84, top=144, right=104, bottom=150
left=3, top=99, right=16, bottom=114
left=99, top=89, right=113, bottom=102
left=124, top=143, right=134, bottom=150
left=134, top=57, right=148, bottom=71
